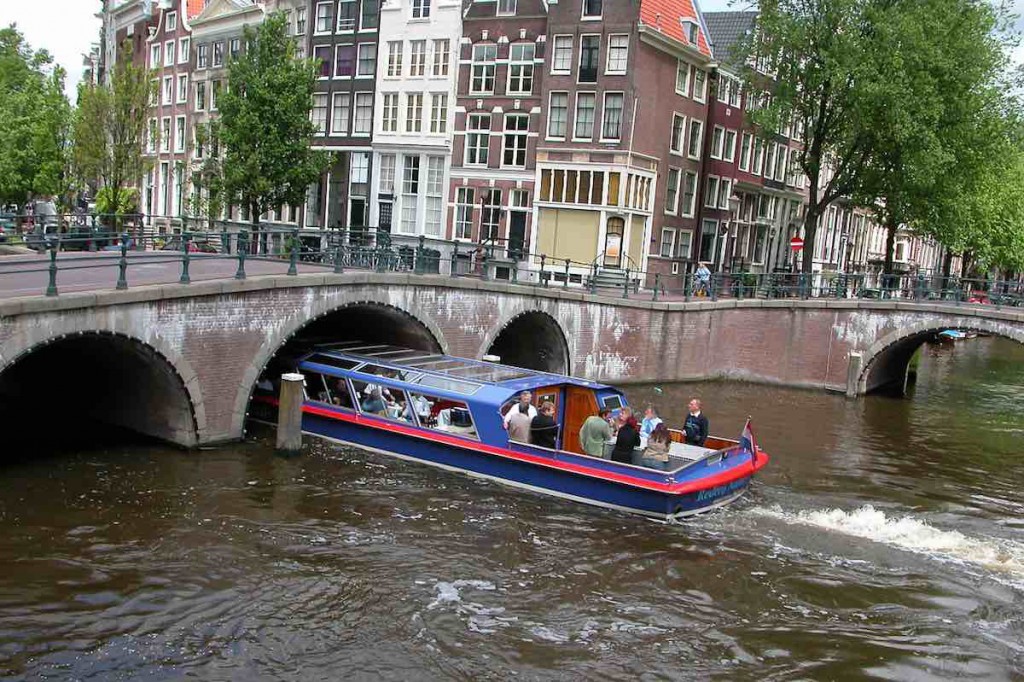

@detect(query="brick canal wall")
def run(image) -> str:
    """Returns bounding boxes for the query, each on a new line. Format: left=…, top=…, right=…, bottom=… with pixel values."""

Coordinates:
left=1, top=273, right=1022, bottom=445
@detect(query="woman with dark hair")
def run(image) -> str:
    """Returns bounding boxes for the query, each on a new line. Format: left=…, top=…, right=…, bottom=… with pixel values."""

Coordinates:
left=642, top=423, right=672, bottom=470
left=610, top=407, right=641, bottom=464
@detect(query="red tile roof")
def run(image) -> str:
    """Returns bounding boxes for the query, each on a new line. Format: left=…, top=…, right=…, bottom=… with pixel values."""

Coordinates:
left=639, top=0, right=712, bottom=57
left=187, top=0, right=205, bottom=20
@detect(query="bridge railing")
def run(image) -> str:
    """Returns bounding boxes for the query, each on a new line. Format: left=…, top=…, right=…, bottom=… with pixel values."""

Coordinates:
left=2, top=221, right=1023, bottom=308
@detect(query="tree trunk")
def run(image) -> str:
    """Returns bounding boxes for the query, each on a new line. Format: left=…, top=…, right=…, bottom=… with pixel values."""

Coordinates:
left=941, top=250, right=953, bottom=279
left=801, top=205, right=818, bottom=273
left=250, top=200, right=260, bottom=255
left=960, top=252, right=971, bottom=279
left=883, top=215, right=897, bottom=276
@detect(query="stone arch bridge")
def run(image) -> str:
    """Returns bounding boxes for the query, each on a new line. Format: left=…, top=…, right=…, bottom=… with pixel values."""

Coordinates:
left=1, top=273, right=1021, bottom=447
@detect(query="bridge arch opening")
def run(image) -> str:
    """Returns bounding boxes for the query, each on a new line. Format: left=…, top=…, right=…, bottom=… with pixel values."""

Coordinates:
left=0, top=333, right=198, bottom=452
left=485, top=312, right=569, bottom=374
left=859, top=323, right=1024, bottom=396
left=248, top=302, right=446, bottom=415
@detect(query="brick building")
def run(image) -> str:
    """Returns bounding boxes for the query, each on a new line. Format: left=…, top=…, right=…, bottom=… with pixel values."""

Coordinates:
left=534, top=0, right=713, bottom=288
left=306, top=0, right=381, bottom=231
left=448, top=0, right=548, bottom=279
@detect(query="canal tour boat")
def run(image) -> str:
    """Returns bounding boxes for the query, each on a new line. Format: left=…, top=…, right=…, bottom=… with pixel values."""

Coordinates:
left=250, top=343, right=769, bottom=520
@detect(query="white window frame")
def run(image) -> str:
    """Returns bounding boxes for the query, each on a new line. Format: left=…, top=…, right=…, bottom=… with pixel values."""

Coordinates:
left=174, top=115, right=186, bottom=153
left=551, top=35, right=573, bottom=75
left=353, top=92, right=373, bottom=135
left=704, top=175, right=719, bottom=209
left=605, top=34, right=628, bottom=75
left=357, top=43, right=376, bottom=77
left=164, top=40, right=175, bottom=67
left=405, top=92, right=423, bottom=133
left=429, top=93, right=447, bottom=134
left=381, top=92, right=399, bottom=132
left=669, top=113, right=685, bottom=155
left=412, top=0, right=431, bottom=19
left=675, top=59, right=690, bottom=96
left=547, top=91, right=568, bottom=140
left=681, top=171, right=698, bottom=218
left=331, top=92, right=351, bottom=136
left=166, top=11, right=177, bottom=32
left=724, top=130, right=737, bottom=163
left=432, top=39, right=450, bottom=77
left=660, top=228, right=676, bottom=258
left=687, top=119, right=703, bottom=160
left=336, top=0, right=357, bottom=31
left=315, top=2, right=332, bottom=34
left=600, top=91, right=624, bottom=141
left=162, top=76, right=173, bottom=105
left=194, top=81, right=206, bottom=112
left=502, top=113, right=529, bottom=169
left=710, top=125, right=725, bottom=159
left=334, top=44, right=355, bottom=78
left=178, top=38, right=190, bottom=64
left=497, top=0, right=516, bottom=15
left=738, top=132, right=752, bottom=172
left=507, top=43, right=535, bottom=95
left=410, top=40, right=426, bottom=77
left=465, top=113, right=490, bottom=166
left=150, top=44, right=161, bottom=70
left=573, top=92, right=596, bottom=141
left=691, top=65, right=707, bottom=103
left=311, top=93, right=328, bottom=134
left=582, top=0, right=602, bottom=20
left=718, top=178, right=733, bottom=210
left=176, top=74, right=188, bottom=104
left=386, top=41, right=402, bottom=78
left=197, top=44, right=208, bottom=69
left=161, top=117, right=171, bottom=153
left=470, top=43, right=497, bottom=95
left=665, top=167, right=680, bottom=215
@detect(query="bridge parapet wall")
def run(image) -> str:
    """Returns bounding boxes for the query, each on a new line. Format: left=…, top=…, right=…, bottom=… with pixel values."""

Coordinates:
left=1, top=274, right=1021, bottom=445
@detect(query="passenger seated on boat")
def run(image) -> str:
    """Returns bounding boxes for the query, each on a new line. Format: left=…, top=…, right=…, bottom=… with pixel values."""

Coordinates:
left=361, top=388, right=387, bottom=416
left=529, top=401, right=558, bottom=449
left=506, top=402, right=534, bottom=444
left=641, top=423, right=672, bottom=471
left=332, top=380, right=354, bottom=409
left=639, top=406, right=663, bottom=439
left=611, top=407, right=641, bottom=464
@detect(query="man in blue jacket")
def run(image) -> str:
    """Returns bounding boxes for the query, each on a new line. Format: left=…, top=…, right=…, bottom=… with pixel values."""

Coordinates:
left=683, top=398, right=709, bottom=446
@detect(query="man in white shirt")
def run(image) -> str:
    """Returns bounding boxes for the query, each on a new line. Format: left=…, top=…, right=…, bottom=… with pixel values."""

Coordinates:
left=502, top=390, right=537, bottom=429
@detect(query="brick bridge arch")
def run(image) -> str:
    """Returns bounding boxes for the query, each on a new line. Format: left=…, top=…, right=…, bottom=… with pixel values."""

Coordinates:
left=230, top=298, right=449, bottom=439
left=0, top=329, right=203, bottom=446
left=481, top=309, right=571, bottom=374
left=855, top=317, right=1024, bottom=395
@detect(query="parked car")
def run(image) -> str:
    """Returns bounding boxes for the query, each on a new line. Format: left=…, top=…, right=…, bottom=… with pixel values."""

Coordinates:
left=160, top=236, right=219, bottom=253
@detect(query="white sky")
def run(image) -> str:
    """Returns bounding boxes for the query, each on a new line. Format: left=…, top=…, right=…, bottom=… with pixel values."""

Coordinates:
left=0, top=0, right=1020, bottom=100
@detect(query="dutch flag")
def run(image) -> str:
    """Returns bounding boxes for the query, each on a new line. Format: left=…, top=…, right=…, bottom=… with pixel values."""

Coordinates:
left=739, top=418, right=758, bottom=461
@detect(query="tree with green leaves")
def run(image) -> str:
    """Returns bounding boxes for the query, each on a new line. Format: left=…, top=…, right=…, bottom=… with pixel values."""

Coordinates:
left=744, top=0, right=876, bottom=273
left=0, top=26, right=73, bottom=209
left=188, top=121, right=228, bottom=231
left=850, top=0, right=1017, bottom=276
left=218, top=11, right=328, bottom=248
left=73, top=43, right=151, bottom=225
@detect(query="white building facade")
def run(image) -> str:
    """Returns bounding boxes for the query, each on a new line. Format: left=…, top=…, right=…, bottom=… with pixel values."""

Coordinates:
left=368, top=0, right=461, bottom=245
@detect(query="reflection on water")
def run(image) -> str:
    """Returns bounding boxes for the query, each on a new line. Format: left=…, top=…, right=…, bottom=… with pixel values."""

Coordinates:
left=0, top=338, right=1022, bottom=679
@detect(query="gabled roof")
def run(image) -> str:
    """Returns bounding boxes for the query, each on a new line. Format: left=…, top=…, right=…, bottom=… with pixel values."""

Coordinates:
left=639, top=0, right=712, bottom=57
left=703, top=10, right=758, bottom=70
left=187, top=0, right=206, bottom=19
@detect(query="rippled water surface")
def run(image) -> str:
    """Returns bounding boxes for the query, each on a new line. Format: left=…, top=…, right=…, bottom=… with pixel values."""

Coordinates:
left=1, top=338, right=1023, bottom=680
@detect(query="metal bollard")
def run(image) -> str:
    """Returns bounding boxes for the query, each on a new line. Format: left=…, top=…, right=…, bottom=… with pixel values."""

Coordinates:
left=540, top=254, right=547, bottom=287
left=450, top=241, right=460, bottom=277
left=288, top=229, right=299, bottom=276
left=334, top=243, right=344, bottom=273
left=623, top=267, right=630, bottom=299
left=116, top=232, right=129, bottom=290
left=46, top=247, right=58, bottom=296
left=563, top=259, right=570, bottom=288
left=235, top=234, right=247, bottom=280
left=179, top=232, right=192, bottom=284
left=653, top=272, right=660, bottom=301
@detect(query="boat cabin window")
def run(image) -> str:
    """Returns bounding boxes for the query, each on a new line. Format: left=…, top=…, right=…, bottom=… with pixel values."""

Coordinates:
left=302, top=371, right=356, bottom=410
left=306, top=354, right=360, bottom=372
left=351, top=379, right=413, bottom=422
left=408, top=392, right=478, bottom=440
left=414, top=375, right=482, bottom=396
left=601, top=395, right=624, bottom=410
left=356, top=363, right=421, bottom=383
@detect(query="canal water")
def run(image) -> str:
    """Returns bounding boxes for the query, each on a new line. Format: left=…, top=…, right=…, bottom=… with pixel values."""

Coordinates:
left=1, top=338, right=1023, bottom=680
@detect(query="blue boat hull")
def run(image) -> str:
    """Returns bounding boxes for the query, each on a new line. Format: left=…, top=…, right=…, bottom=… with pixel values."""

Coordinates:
left=301, top=410, right=755, bottom=520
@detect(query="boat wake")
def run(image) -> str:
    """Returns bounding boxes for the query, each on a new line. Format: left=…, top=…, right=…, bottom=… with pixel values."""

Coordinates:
left=751, top=504, right=1024, bottom=583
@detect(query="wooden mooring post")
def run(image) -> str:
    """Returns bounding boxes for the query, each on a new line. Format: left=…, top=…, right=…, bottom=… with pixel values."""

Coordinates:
left=276, top=373, right=305, bottom=454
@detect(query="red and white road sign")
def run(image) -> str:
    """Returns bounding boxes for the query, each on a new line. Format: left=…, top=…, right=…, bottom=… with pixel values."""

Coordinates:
left=789, top=237, right=805, bottom=251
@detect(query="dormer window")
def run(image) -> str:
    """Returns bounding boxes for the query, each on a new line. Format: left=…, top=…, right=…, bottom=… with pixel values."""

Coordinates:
left=166, top=11, right=177, bottom=32
left=683, top=20, right=699, bottom=44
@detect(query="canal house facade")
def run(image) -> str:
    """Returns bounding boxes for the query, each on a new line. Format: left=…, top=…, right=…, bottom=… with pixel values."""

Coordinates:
left=368, top=0, right=462, bottom=250
left=533, top=0, right=713, bottom=288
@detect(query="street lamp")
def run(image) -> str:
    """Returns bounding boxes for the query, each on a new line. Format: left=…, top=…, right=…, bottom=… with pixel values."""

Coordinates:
left=767, top=225, right=777, bottom=272
left=720, top=191, right=741, bottom=272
